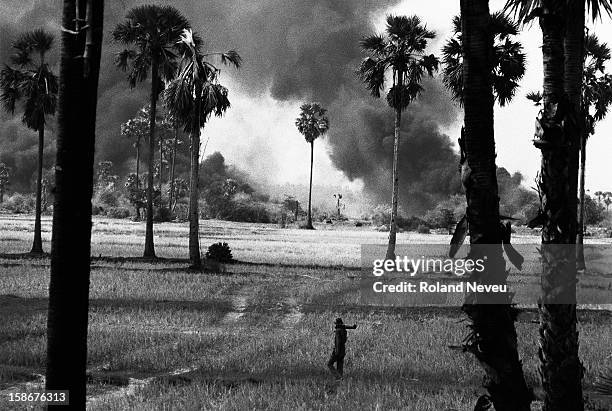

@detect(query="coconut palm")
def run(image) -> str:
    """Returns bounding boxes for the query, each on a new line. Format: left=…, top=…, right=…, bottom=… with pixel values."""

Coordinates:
left=113, top=5, right=190, bottom=258
left=505, top=0, right=612, bottom=409
left=164, top=29, right=241, bottom=268
left=0, top=29, right=58, bottom=255
left=358, top=15, right=439, bottom=260
left=443, top=2, right=531, bottom=410
left=295, top=103, right=330, bottom=229
left=44, top=0, right=104, bottom=408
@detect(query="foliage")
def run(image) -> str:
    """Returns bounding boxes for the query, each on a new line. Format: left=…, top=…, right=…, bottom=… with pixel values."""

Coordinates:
left=106, top=207, right=131, bottom=219
left=112, top=5, right=190, bottom=90
left=0, top=29, right=58, bottom=130
left=417, top=224, right=431, bottom=234
left=425, top=206, right=456, bottom=231
left=164, top=29, right=241, bottom=135
left=205, top=242, right=233, bottom=263
left=358, top=15, right=439, bottom=110
left=0, top=163, right=10, bottom=197
left=124, top=173, right=146, bottom=211
left=1, top=193, right=35, bottom=214
left=442, top=12, right=526, bottom=106
left=295, top=103, right=329, bottom=143
left=583, top=195, right=606, bottom=225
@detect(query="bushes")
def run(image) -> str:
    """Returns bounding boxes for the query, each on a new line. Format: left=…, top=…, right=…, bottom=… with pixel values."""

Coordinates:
left=106, top=207, right=131, bottom=219
left=1, top=193, right=35, bottom=214
left=206, top=242, right=233, bottom=263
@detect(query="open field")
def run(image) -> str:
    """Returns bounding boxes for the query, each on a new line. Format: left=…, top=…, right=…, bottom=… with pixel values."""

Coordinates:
left=1, top=215, right=611, bottom=410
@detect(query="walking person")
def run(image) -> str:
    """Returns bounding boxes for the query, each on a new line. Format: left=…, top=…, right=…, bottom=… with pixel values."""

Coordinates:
left=327, top=318, right=357, bottom=379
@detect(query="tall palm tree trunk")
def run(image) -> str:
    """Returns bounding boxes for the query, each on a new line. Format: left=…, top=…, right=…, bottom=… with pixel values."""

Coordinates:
left=577, top=134, right=586, bottom=270
left=386, top=72, right=402, bottom=261
left=536, top=1, right=583, bottom=409
left=46, top=0, right=103, bottom=408
left=169, top=127, right=178, bottom=211
left=536, top=0, right=585, bottom=411
left=31, top=126, right=44, bottom=254
left=460, top=1, right=531, bottom=410
left=306, top=140, right=314, bottom=229
left=135, top=142, right=141, bottom=220
left=188, top=127, right=201, bottom=268
left=159, top=136, right=163, bottom=204
left=144, top=62, right=158, bottom=258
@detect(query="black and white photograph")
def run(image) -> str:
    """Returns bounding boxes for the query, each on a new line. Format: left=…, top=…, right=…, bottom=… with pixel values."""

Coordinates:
left=1, top=0, right=612, bottom=409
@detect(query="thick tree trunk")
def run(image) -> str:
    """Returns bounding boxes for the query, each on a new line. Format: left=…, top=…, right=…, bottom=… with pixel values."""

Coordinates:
left=45, top=0, right=103, bottom=409
left=188, top=129, right=201, bottom=268
left=459, top=1, right=531, bottom=410
left=305, top=140, right=314, bottom=229
left=144, top=62, right=157, bottom=258
left=576, top=134, right=586, bottom=270
left=386, top=72, right=402, bottom=261
left=169, top=127, right=178, bottom=211
left=31, top=126, right=44, bottom=254
left=533, top=1, right=584, bottom=410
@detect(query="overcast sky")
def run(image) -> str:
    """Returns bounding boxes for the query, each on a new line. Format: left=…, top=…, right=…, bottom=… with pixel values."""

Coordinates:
left=203, top=0, right=612, bottom=193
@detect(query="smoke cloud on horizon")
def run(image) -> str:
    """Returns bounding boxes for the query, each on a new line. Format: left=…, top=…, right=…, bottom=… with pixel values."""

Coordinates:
left=0, top=0, right=461, bottom=213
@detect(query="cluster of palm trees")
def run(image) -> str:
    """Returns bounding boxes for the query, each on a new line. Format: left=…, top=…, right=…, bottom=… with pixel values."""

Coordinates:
left=113, top=5, right=240, bottom=264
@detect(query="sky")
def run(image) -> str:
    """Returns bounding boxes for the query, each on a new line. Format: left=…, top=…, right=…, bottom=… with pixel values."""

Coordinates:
left=203, top=0, right=612, bottom=193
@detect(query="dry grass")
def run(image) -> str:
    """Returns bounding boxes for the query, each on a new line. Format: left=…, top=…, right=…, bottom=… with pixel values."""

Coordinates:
left=0, top=214, right=611, bottom=410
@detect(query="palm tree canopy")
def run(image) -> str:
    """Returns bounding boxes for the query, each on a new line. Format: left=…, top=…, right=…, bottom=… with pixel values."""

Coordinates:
left=295, top=103, right=329, bottom=143
left=442, top=12, right=526, bottom=107
left=583, top=34, right=612, bottom=133
left=164, top=29, right=241, bottom=135
left=357, top=15, right=439, bottom=111
left=504, top=0, right=612, bottom=22
left=112, top=5, right=191, bottom=89
left=0, top=29, right=57, bottom=131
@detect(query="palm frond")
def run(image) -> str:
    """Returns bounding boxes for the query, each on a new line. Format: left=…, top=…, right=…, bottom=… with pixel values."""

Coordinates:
left=357, top=57, right=387, bottom=98
left=360, top=35, right=387, bottom=56
left=526, top=91, right=543, bottom=105
left=295, top=102, right=329, bottom=143
left=0, top=65, right=24, bottom=114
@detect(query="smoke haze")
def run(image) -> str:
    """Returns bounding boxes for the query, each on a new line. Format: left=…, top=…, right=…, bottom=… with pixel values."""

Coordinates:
left=0, top=0, right=461, bottom=213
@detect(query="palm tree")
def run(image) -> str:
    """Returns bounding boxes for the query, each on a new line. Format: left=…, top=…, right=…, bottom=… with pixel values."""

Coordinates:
left=295, top=103, right=330, bottom=229
left=45, top=0, right=104, bottom=408
left=121, top=107, right=150, bottom=188
left=577, top=35, right=612, bottom=269
left=164, top=29, right=241, bottom=268
left=443, top=3, right=531, bottom=410
left=0, top=163, right=9, bottom=203
left=505, top=1, right=612, bottom=409
left=0, top=29, right=58, bottom=255
left=358, top=15, right=439, bottom=260
left=113, top=5, right=190, bottom=259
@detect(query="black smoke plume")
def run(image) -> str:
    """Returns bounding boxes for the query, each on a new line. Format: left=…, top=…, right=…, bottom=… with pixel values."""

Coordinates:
left=0, top=0, right=461, bottom=213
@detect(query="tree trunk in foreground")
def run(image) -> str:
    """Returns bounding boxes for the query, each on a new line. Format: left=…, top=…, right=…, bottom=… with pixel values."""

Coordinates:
left=305, top=140, right=314, bottom=229
left=460, top=1, right=532, bottom=410
left=144, top=61, right=158, bottom=258
left=533, top=1, right=584, bottom=409
left=386, top=72, right=402, bottom=261
left=45, top=0, right=103, bottom=409
left=188, top=128, right=201, bottom=268
left=31, top=126, right=45, bottom=254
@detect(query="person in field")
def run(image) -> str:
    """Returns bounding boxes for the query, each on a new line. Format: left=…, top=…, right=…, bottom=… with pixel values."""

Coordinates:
left=327, top=318, right=357, bottom=379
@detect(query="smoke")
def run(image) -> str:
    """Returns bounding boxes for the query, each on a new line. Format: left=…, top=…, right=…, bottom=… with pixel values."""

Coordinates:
left=0, top=0, right=461, bottom=213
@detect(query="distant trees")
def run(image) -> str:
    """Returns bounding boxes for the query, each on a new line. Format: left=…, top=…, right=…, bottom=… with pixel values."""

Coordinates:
left=113, top=5, right=190, bottom=259
left=0, top=163, right=10, bottom=203
left=295, top=103, right=329, bottom=229
left=164, top=28, right=241, bottom=268
left=358, top=15, right=439, bottom=260
left=0, top=29, right=58, bottom=255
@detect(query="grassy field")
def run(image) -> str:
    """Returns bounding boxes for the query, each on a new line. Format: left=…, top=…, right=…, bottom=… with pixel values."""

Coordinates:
left=0, top=214, right=611, bottom=410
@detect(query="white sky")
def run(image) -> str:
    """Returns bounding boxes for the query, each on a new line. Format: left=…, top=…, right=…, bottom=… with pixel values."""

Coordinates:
left=204, top=0, right=612, bottom=193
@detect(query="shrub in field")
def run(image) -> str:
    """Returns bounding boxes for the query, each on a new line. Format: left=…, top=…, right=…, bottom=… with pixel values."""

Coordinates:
left=106, top=207, right=131, bottom=219
left=417, top=224, right=431, bottom=234
left=154, top=206, right=173, bottom=223
left=1, top=193, right=35, bottom=214
left=206, top=242, right=233, bottom=263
